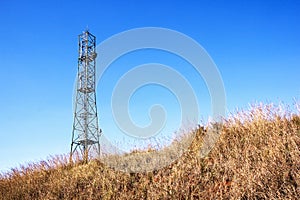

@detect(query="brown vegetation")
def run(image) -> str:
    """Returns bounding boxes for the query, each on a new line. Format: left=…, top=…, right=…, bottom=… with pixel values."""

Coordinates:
left=0, top=103, right=299, bottom=199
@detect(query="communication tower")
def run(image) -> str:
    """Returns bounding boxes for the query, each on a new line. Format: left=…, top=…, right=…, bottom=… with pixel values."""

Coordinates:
left=70, top=30, right=101, bottom=162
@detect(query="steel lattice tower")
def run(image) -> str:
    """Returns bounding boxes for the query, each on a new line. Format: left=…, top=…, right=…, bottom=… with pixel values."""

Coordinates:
left=70, top=30, right=101, bottom=162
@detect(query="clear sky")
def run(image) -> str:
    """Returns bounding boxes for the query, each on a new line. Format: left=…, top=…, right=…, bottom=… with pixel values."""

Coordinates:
left=0, top=0, right=299, bottom=172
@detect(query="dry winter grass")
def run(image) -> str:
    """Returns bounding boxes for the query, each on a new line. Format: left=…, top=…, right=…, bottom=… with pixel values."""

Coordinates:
left=0, top=103, right=299, bottom=199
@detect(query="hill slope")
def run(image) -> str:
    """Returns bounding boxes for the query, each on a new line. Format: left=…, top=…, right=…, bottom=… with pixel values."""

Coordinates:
left=0, top=104, right=299, bottom=199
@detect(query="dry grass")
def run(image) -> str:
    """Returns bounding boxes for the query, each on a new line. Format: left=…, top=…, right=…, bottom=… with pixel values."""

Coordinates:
left=0, top=103, right=299, bottom=199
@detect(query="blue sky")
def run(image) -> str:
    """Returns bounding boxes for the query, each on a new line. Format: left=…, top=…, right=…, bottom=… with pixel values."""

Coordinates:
left=0, top=0, right=299, bottom=172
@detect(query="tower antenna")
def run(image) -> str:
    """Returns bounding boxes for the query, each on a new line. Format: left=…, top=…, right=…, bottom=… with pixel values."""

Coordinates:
left=70, top=30, right=101, bottom=163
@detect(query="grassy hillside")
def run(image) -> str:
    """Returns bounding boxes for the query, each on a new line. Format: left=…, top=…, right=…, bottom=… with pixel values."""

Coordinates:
left=0, top=103, right=299, bottom=199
